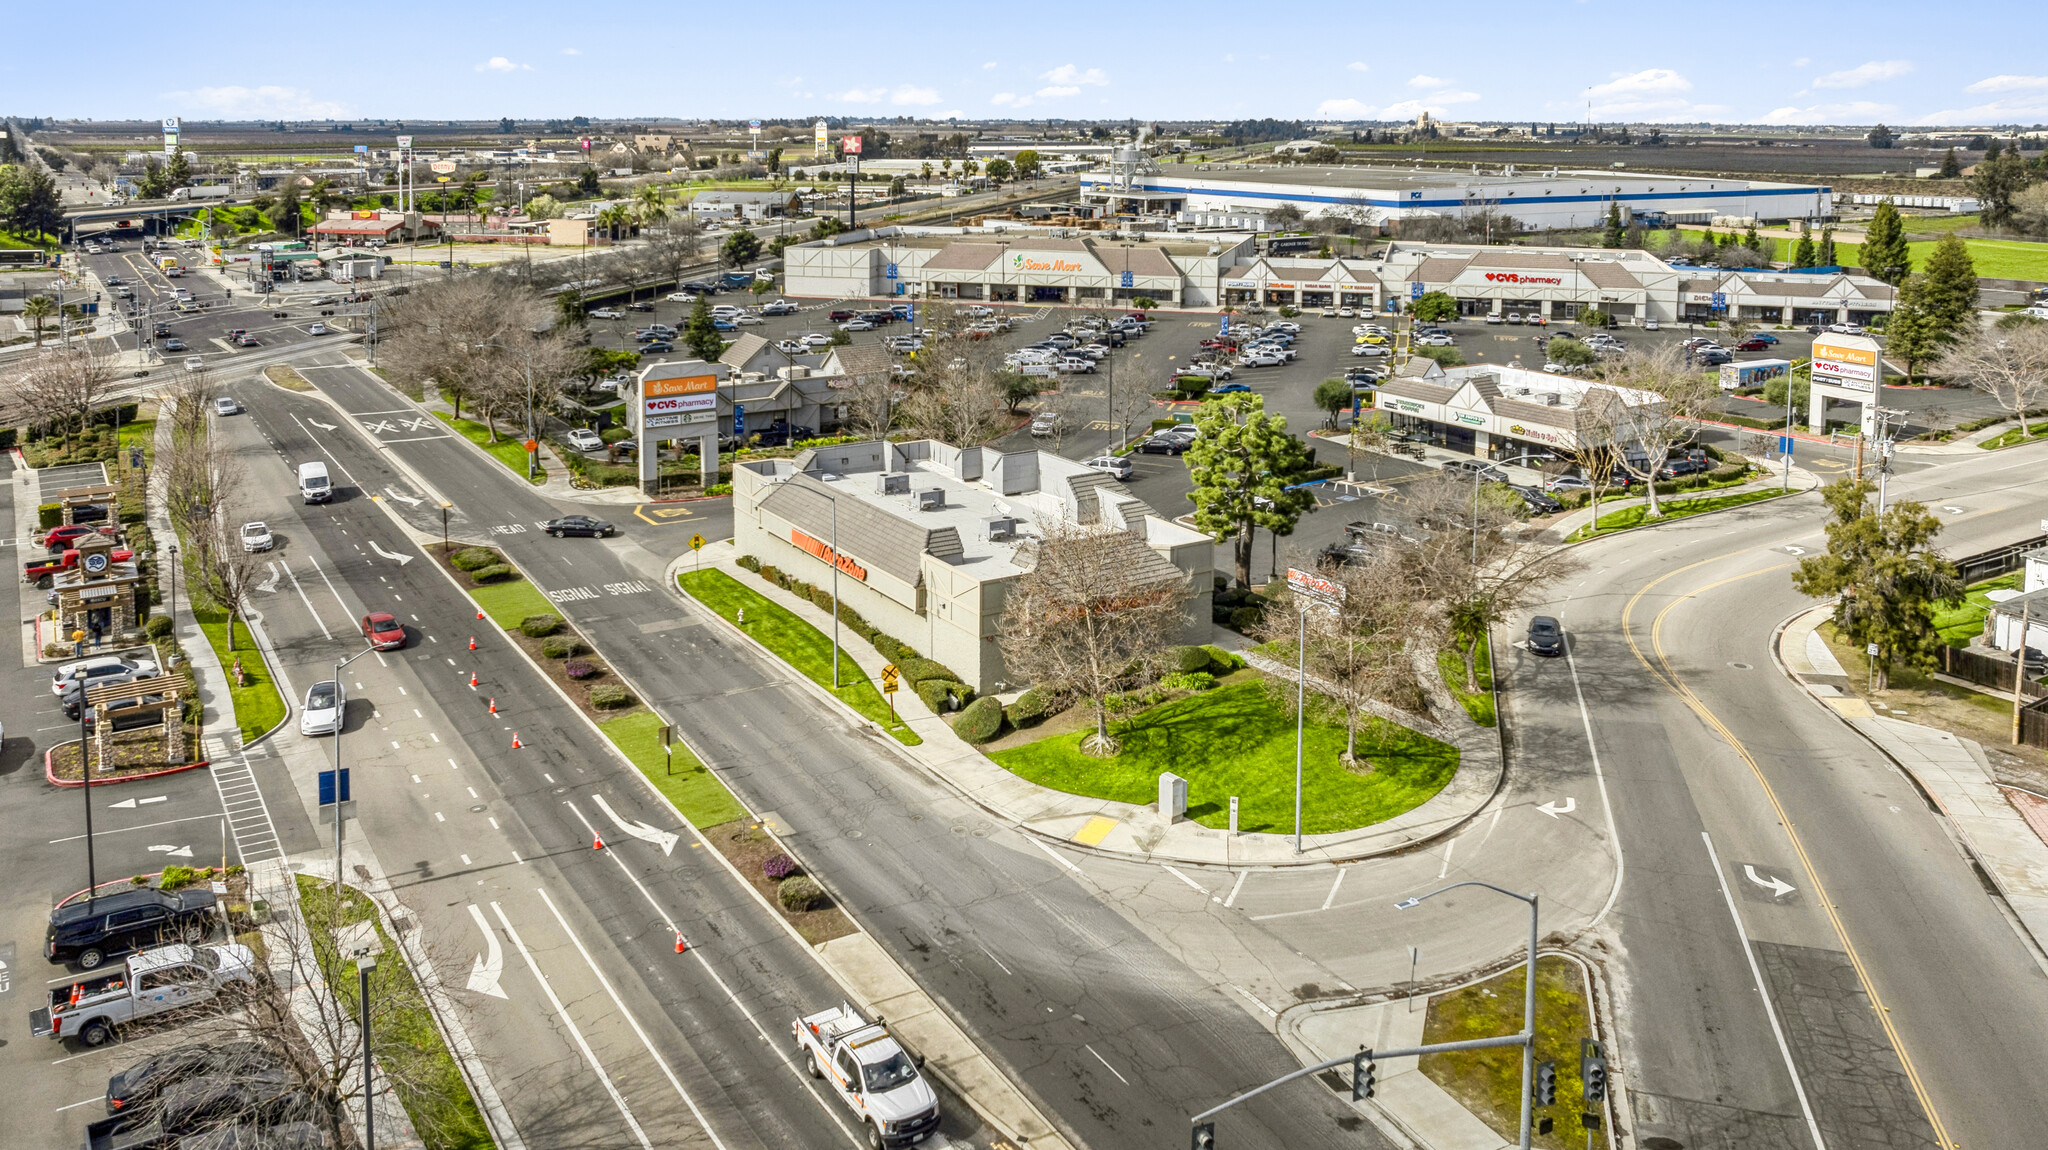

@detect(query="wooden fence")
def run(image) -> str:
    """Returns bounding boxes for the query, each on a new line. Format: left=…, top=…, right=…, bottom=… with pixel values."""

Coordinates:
left=1942, top=645, right=2048, bottom=700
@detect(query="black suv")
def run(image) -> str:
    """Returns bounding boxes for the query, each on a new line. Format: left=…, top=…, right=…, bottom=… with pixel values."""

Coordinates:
left=47, top=887, right=217, bottom=969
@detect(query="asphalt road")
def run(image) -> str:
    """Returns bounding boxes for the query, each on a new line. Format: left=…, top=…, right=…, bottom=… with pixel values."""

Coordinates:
left=274, top=348, right=1389, bottom=1149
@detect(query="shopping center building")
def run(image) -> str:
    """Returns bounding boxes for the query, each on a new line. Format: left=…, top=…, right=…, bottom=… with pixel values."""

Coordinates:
left=732, top=439, right=1213, bottom=694
left=781, top=228, right=1254, bottom=307
left=1372, top=361, right=1665, bottom=464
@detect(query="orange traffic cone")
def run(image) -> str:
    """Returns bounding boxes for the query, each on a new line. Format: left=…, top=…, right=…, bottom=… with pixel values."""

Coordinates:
left=675, top=931, right=688, bottom=954
left=476, top=607, right=485, bottom=621
left=69, top=982, right=82, bottom=1006
left=511, top=732, right=522, bottom=749
left=592, top=835, right=604, bottom=851
left=468, top=636, right=477, bottom=651
left=489, top=698, right=498, bottom=715
left=469, top=672, right=479, bottom=688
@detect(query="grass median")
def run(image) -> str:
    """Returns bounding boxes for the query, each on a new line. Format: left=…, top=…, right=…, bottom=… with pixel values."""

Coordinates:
left=1438, top=632, right=1496, bottom=727
left=464, top=574, right=556, bottom=630
left=1420, top=955, right=1608, bottom=1150
left=434, top=412, right=546, bottom=485
left=677, top=569, right=921, bottom=746
left=600, top=710, right=747, bottom=826
left=1567, top=488, right=1788, bottom=541
left=191, top=606, right=287, bottom=743
left=1980, top=424, right=2048, bottom=450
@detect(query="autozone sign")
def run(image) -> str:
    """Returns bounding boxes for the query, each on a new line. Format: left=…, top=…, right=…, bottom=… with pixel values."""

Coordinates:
left=792, top=529, right=867, bottom=581
left=1483, top=273, right=1563, bottom=285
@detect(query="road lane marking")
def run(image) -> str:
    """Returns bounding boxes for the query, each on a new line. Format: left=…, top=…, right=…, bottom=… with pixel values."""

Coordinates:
left=1162, top=865, right=1208, bottom=895
left=1224, top=870, right=1247, bottom=908
left=1085, top=1043, right=1131, bottom=1086
left=1437, top=837, right=1456, bottom=881
left=463, top=904, right=507, bottom=999
left=489, top=902, right=653, bottom=1149
left=1564, top=628, right=1624, bottom=929
left=976, top=942, right=1014, bottom=976
left=280, top=560, right=333, bottom=640
left=1321, top=867, right=1347, bottom=910
left=1029, top=837, right=1084, bottom=873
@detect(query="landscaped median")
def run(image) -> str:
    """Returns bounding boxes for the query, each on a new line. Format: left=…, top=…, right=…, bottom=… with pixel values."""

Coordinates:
left=677, top=569, right=921, bottom=746
left=434, top=412, right=546, bottom=484
left=1566, top=487, right=1791, bottom=542
left=1420, top=956, right=1609, bottom=1150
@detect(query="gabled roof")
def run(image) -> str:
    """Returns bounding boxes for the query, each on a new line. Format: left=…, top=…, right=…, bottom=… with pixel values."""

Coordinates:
left=825, top=341, right=893, bottom=383
left=719, top=333, right=768, bottom=369
left=924, top=242, right=1006, bottom=272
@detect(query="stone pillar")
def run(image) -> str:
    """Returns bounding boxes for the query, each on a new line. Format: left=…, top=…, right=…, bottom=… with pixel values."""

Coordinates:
left=94, top=703, right=112, bottom=772
left=1806, top=386, right=1828, bottom=433
left=165, top=692, right=186, bottom=764
left=699, top=429, right=719, bottom=489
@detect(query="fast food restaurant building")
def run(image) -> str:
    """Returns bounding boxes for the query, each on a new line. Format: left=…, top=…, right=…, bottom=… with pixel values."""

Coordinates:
left=1373, top=361, right=1666, bottom=463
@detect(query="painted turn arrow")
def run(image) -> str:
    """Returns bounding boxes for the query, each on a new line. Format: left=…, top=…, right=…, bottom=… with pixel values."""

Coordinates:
left=148, top=844, right=194, bottom=858
left=308, top=419, right=338, bottom=431
left=1743, top=865, right=1797, bottom=899
left=368, top=542, right=414, bottom=566
left=383, top=488, right=424, bottom=508
left=464, top=904, right=507, bottom=999
left=1536, top=798, right=1577, bottom=819
left=592, top=793, right=681, bottom=856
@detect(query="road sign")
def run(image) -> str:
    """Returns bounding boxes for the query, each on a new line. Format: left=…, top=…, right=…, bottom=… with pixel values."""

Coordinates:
left=880, top=664, right=900, bottom=694
left=317, top=768, right=351, bottom=805
left=1866, top=642, right=1880, bottom=656
left=1410, top=282, right=1425, bottom=300
left=1286, top=567, right=1345, bottom=613
left=524, top=438, right=538, bottom=454
left=689, top=533, right=707, bottom=551
left=353, top=144, right=367, bottom=154
left=749, top=119, right=761, bottom=129
left=734, top=403, right=746, bottom=437
left=1779, top=434, right=1795, bottom=455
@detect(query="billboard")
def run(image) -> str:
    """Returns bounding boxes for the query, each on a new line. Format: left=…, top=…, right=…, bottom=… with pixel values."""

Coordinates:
left=1812, top=333, right=1880, bottom=393
left=841, top=135, right=863, bottom=155
left=429, top=160, right=458, bottom=174
left=641, top=373, right=718, bottom=426
left=815, top=120, right=829, bottom=157
left=396, top=135, right=413, bottom=148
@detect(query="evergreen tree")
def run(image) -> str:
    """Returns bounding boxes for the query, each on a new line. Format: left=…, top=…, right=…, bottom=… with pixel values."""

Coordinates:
left=1185, top=392, right=1320, bottom=587
left=1818, top=227, right=1837, bottom=267
left=1792, top=234, right=1817, bottom=268
left=1983, top=139, right=2003, bottom=162
left=1601, top=202, right=1624, bottom=248
left=1972, top=152, right=2032, bottom=230
left=1791, top=480, right=1959, bottom=691
left=1742, top=222, right=1762, bottom=253
left=266, top=181, right=302, bottom=236
left=1937, top=148, right=1962, bottom=179
left=1882, top=278, right=1942, bottom=383
left=684, top=296, right=724, bottom=360
left=1861, top=200, right=1911, bottom=286
left=165, top=151, right=192, bottom=190
left=1867, top=124, right=1895, bottom=149
left=1916, top=232, right=1979, bottom=338
left=1718, top=229, right=1738, bottom=251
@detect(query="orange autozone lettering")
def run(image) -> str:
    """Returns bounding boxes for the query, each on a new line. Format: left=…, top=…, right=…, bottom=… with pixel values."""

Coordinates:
left=792, top=529, right=868, bottom=581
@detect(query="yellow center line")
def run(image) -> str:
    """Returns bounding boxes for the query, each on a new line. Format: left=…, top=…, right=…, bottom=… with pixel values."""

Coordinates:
left=1621, top=554, right=1956, bottom=1149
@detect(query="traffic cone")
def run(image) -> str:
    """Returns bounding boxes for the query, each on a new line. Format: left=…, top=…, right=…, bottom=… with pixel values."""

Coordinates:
left=69, top=982, right=82, bottom=1006
left=675, top=931, right=688, bottom=954
left=592, top=835, right=604, bottom=851
left=469, top=671, right=479, bottom=688
left=489, top=698, right=498, bottom=715
left=468, top=636, right=477, bottom=651
left=476, top=607, right=485, bottom=621
left=511, top=732, right=522, bottom=749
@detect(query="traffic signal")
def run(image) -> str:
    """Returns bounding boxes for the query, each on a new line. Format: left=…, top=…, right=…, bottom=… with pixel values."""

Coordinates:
left=1190, top=1121, right=1215, bottom=1150
left=1581, top=1038, right=1607, bottom=1104
left=1535, top=1060, right=1557, bottom=1107
left=1351, top=1049, right=1377, bottom=1100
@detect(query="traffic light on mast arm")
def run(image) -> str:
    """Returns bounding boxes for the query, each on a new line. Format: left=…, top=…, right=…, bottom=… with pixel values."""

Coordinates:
left=1190, top=1121, right=1215, bottom=1150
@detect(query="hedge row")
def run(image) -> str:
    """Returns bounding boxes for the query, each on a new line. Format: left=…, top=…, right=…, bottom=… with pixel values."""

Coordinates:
left=739, top=555, right=969, bottom=699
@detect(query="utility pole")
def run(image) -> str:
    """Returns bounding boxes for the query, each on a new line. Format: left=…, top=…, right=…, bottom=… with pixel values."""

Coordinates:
left=2017, top=599, right=2034, bottom=746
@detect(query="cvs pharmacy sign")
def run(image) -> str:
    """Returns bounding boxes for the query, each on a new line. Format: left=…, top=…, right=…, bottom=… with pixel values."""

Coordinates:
left=1483, top=272, right=1563, bottom=285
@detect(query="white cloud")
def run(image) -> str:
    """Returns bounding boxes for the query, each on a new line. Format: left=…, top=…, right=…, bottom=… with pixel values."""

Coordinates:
left=990, top=92, right=1023, bottom=107
left=1588, top=68, right=1691, bottom=98
left=938, top=110, right=963, bottom=119
left=1036, top=85, right=1080, bottom=100
left=891, top=86, right=941, bottom=106
left=832, top=87, right=888, bottom=103
left=1966, top=74, right=2048, bottom=94
left=1407, top=75, right=1450, bottom=89
left=1382, top=94, right=1479, bottom=118
left=1316, top=98, right=1377, bottom=118
left=982, top=61, right=998, bottom=70
left=1812, top=60, right=1911, bottom=89
left=476, top=56, right=530, bottom=73
left=1040, top=64, right=1108, bottom=86
left=561, top=48, right=580, bottom=55
left=1917, top=95, right=2048, bottom=124
left=162, top=85, right=350, bottom=118
left=1791, top=57, right=1810, bottom=67
left=1584, top=68, right=1705, bottom=117
left=1760, top=101, right=1897, bottom=124
left=1346, top=62, right=1370, bottom=73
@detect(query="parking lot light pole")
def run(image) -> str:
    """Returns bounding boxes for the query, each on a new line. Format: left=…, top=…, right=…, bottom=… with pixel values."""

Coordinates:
left=1397, top=882, right=1541, bottom=1149
left=74, top=668, right=98, bottom=902
left=357, top=955, right=377, bottom=1150
left=332, top=642, right=379, bottom=888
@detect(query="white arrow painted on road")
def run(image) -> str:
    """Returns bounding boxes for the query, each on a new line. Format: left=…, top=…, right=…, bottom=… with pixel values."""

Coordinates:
left=109, top=796, right=168, bottom=809
left=1942, top=506, right=1964, bottom=515
left=1784, top=545, right=1806, bottom=555
left=147, top=844, right=194, bottom=858
left=464, top=904, right=507, bottom=999
left=1536, top=798, right=1576, bottom=819
left=257, top=561, right=281, bottom=594
left=308, top=419, right=338, bottom=431
left=368, top=541, right=414, bottom=566
left=383, top=488, right=423, bottom=508
left=592, top=793, right=680, bottom=856
left=1743, top=865, right=1796, bottom=899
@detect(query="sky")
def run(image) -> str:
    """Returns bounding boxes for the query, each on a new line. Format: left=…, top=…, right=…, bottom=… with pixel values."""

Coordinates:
left=10, top=1, right=2047, bottom=128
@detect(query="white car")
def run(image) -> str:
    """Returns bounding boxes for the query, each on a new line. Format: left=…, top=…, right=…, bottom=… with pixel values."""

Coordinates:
left=1083, top=455, right=1134, bottom=480
left=800, top=333, right=832, bottom=349
left=760, top=300, right=798, bottom=316
left=240, top=521, right=274, bottom=552
left=1485, top=313, right=1504, bottom=325
left=307, top=322, right=329, bottom=335
left=1320, top=307, right=1337, bottom=318
left=214, top=396, right=241, bottom=416
left=1351, top=344, right=1391, bottom=358
left=562, top=428, right=604, bottom=452
left=1416, top=333, right=1455, bottom=347
left=54, top=656, right=161, bottom=697
left=1644, top=319, right=1660, bottom=331
left=666, top=291, right=697, bottom=302
left=1240, top=351, right=1282, bottom=367
left=300, top=680, right=345, bottom=736
left=1503, top=312, right=1523, bottom=325
left=840, top=319, right=875, bottom=332
left=1337, top=307, right=1356, bottom=318
left=775, top=339, right=807, bottom=354
left=1057, top=357, right=1097, bottom=373
left=733, top=314, right=763, bottom=325
left=588, top=308, right=625, bottom=320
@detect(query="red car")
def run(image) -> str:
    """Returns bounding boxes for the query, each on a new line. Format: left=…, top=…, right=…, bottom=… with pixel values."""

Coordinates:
left=1735, top=337, right=1770, bottom=351
left=828, top=309, right=857, bottom=322
left=360, top=612, right=407, bottom=650
left=44, top=524, right=98, bottom=550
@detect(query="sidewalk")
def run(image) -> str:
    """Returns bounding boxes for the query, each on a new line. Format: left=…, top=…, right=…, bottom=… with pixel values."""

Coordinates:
left=1538, top=463, right=1821, bottom=545
left=1279, top=998, right=1512, bottom=1150
left=674, top=541, right=1506, bottom=867
left=1780, top=604, right=2048, bottom=956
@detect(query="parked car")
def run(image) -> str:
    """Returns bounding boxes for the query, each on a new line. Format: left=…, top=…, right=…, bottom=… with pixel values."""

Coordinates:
left=361, top=612, right=406, bottom=651
left=1416, top=333, right=1455, bottom=347
left=239, top=522, right=273, bottom=552
left=1351, top=344, right=1391, bottom=358
left=299, top=680, right=345, bottom=736
left=105, top=1039, right=284, bottom=1115
left=1029, top=412, right=1062, bottom=438
left=1442, top=459, right=1509, bottom=483
left=588, top=308, right=625, bottom=320
left=1207, top=381, right=1253, bottom=394
left=562, top=428, right=604, bottom=452
left=1511, top=485, right=1564, bottom=514
left=1484, top=313, right=1504, bottom=325
left=53, top=656, right=159, bottom=698
left=1083, top=456, right=1134, bottom=480
left=45, top=888, right=218, bottom=970
left=1526, top=616, right=1565, bottom=657
left=626, top=302, right=655, bottom=312
left=666, top=291, right=697, bottom=303
left=46, top=523, right=101, bottom=550
left=544, top=514, right=617, bottom=538
left=1735, top=338, right=1770, bottom=352
left=639, top=341, right=674, bottom=354
left=1657, top=456, right=1711, bottom=479
left=828, top=310, right=858, bottom=322
left=1696, top=350, right=1733, bottom=366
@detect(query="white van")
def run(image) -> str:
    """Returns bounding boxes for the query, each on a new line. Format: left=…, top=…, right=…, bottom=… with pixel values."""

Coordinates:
left=297, top=461, right=333, bottom=504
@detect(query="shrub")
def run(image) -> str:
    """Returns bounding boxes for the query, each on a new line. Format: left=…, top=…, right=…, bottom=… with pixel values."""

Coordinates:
left=564, top=660, right=602, bottom=680
left=953, top=695, right=1005, bottom=743
left=1228, top=606, right=1264, bottom=632
left=469, top=564, right=515, bottom=583
left=916, top=678, right=963, bottom=713
left=158, top=865, right=203, bottom=891
left=1005, top=689, right=1050, bottom=729
left=589, top=682, right=633, bottom=709
left=144, top=616, right=175, bottom=639
left=896, top=657, right=957, bottom=686
left=809, top=586, right=834, bottom=612
left=757, top=564, right=782, bottom=584
left=778, top=875, right=824, bottom=912
left=541, top=635, right=585, bottom=658
left=737, top=555, right=761, bottom=572
left=1172, top=645, right=1214, bottom=674
left=763, top=853, right=798, bottom=880
left=38, top=503, right=61, bottom=530
left=450, top=546, right=501, bottom=571
left=872, top=634, right=908, bottom=663
left=1161, top=671, right=1216, bottom=692
left=1200, top=644, right=1244, bottom=671
left=706, top=483, right=732, bottom=496
left=519, top=613, right=563, bottom=637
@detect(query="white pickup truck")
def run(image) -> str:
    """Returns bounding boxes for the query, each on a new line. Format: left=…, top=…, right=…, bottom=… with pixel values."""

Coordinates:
left=31, top=943, right=257, bottom=1047
left=794, top=1003, right=942, bottom=1148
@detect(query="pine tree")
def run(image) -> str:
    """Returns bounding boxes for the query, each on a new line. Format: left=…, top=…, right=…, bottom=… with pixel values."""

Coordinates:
left=1818, top=227, right=1837, bottom=267
left=684, top=296, right=724, bottom=360
left=1937, top=148, right=1962, bottom=179
left=1718, top=229, right=1738, bottom=251
left=1916, top=232, right=1978, bottom=339
left=1984, top=139, right=2003, bottom=162
left=1972, top=152, right=2032, bottom=229
left=1883, top=278, right=1941, bottom=383
left=1861, top=199, right=1911, bottom=286
left=1602, top=202, right=1624, bottom=248
left=1743, top=222, right=1762, bottom=252
left=1792, top=234, right=1817, bottom=268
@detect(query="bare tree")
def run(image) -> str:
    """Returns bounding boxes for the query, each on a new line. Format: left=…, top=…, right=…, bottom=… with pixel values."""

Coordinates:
left=996, top=519, right=1194, bottom=756
left=378, top=274, right=572, bottom=437
left=1584, top=344, right=1719, bottom=519
left=899, top=329, right=1015, bottom=446
left=1934, top=323, right=2048, bottom=438
left=838, top=377, right=898, bottom=440
left=1104, top=359, right=1156, bottom=452
left=14, top=346, right=116, bottom=446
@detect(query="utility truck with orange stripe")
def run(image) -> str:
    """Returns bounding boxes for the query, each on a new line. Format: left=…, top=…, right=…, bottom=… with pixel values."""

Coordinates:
left=794, top=1002, right=942, bottom=1148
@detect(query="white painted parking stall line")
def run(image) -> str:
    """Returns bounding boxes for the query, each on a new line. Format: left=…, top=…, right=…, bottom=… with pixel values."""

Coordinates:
left=1161, top=865, right=1209, bottom=895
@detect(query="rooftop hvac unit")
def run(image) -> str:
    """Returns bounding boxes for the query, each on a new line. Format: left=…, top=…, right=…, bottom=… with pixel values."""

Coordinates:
left=915, top=489, right=944, bottom=511
left=983, top=516, right=1017, bottom=541
left=778, top=365, right=811, bottom=380
left=1535, top=393, right=1562, bottom=406
left=876, top=472, right=910, bottom=495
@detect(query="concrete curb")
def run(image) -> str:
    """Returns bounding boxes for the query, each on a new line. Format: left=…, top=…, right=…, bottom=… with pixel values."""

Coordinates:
left=44, top=743, right=210, bottom=788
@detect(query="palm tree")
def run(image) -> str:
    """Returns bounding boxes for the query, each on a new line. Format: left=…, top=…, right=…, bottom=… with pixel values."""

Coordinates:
left=963, top=160, right=979, bottom=179
left=941, top=158, right=953, bottom=178
left=636, top=184, right=668, bottom=231
left=22, top=295, right=55, bottom=346
left=597, top=205, right=633, bottom=241
left=920, top=162, right=933, bottom=183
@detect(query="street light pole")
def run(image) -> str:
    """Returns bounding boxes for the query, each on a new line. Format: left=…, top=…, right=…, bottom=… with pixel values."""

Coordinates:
left=357, top=956, right=377, bottom=1150
left=74, top=668, right=97, bottom=902
left=1294, top=604, right=1306, bottom=854
left=830, top=497, right=841, bottom=689
left=1396, top=881, right=1542, bottom=1150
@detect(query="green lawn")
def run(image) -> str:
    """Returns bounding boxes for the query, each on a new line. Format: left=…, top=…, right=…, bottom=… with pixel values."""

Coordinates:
left=465, top=575, right=556, bottom=630
left=1568, top=488, right=1788, bottom=541
left=1438, top=633, right=1496, bottom=726
left=988, top=681, right=1459, bottom=834
left=600, top=711, right=747, bottom=826
left=677, top=570, right=921, bottom=746
left=295, top=877, right=493, bottom=1150
left=434, top=412, right=546, bottom=484
left=1672, top=229, right=2048, bottom=282
left=1419, top=956, right=1608, bottom=1150
left=1933, top=572, right=2022, bottom=646
left=1980, top=424, right=2048, bottom=450
left=190, top=604, right=286, bottom=743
